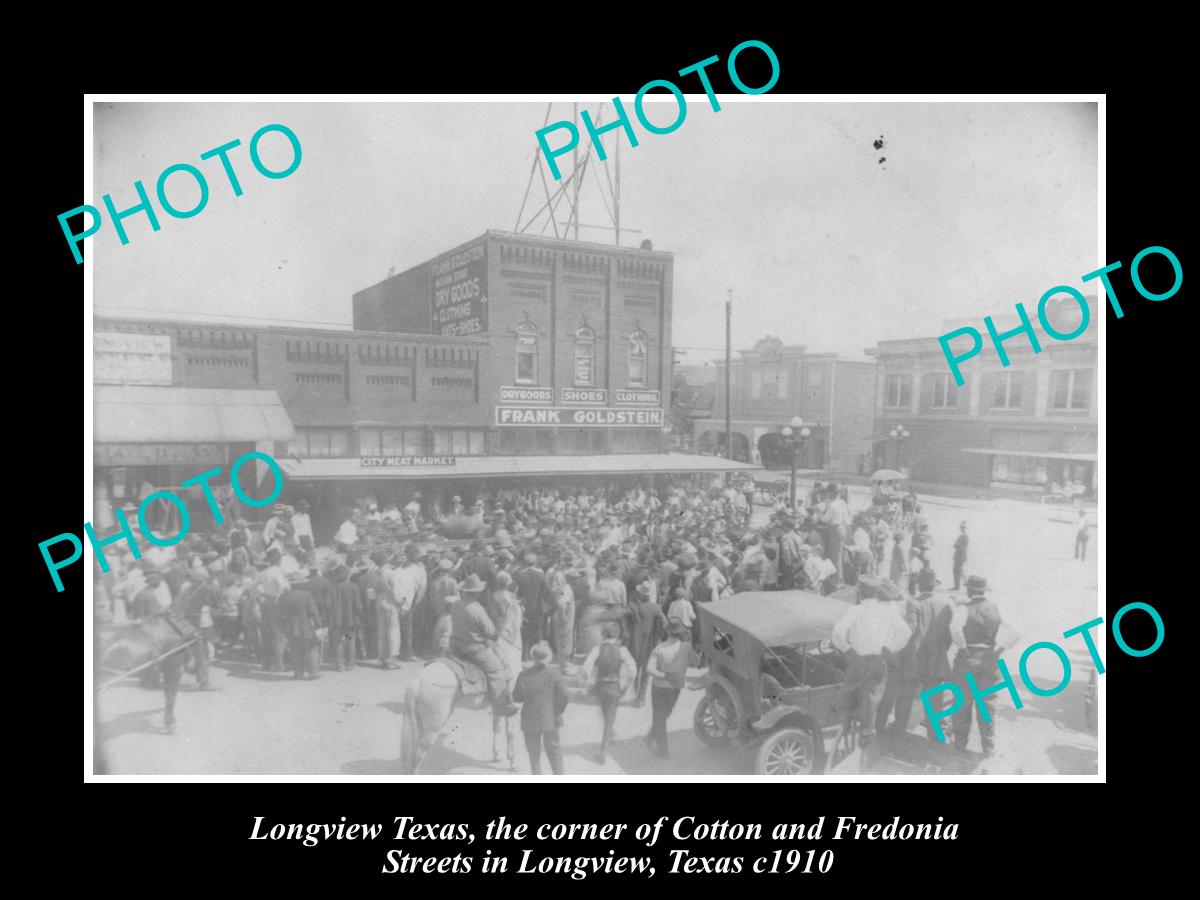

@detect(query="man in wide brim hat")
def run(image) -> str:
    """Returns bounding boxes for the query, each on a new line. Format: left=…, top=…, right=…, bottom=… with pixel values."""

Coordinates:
left=448, top=573, right=517, bottom=716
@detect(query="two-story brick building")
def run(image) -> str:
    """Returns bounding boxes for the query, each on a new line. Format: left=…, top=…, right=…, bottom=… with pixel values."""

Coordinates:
left=92, top=231, right=756, bottom=540
left=693, top=337, right=877, bottom=471
left=866, top=296, right=1098, bottom=496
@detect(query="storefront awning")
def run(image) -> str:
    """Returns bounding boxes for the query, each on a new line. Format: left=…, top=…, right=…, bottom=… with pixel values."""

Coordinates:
left=94, top=386, right=295, bottom=444
left=960, top=448, right=1097, bottom=461
left=279, top=453, right=761, bottom=481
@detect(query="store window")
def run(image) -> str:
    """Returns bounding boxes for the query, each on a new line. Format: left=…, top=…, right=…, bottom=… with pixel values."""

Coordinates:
left=498, top=428, right=554, bottom=455
left=930, top=373, right=954, bottom=408
left=628, top=330, right=648, bottom=387
left=432, top=428, right=485, bottom=456
left=515, top=322, right=538, bottom=384
left=289, top=427, right=352, bottom=458
left=884, top=374, right=912, bottom=408
left=992, top=453, right=1048, bottom=486
left=991, top=372, right=1023, bottom=409
left=1050, top=369, right=1091, bottom=411
left=574, top=326, right=596, bottom=387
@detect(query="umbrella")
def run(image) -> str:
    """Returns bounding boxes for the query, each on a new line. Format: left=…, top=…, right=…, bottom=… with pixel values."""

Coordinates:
left=870, top=469, right=905, bottom=482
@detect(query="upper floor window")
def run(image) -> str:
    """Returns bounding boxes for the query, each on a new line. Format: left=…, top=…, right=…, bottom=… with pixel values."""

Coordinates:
left=751, top=366, right=788, bottom=400
left=931, top=372, right=954, bottom=408
left=574, top=326, right=595, bottom=386
left=515, top=322, right=538, bottom=384
left=992, top=371, right=1023, bottom=409
left=884, top=373, right=912, bottom=408
left=628, top=330, right=648, bottom=387
left=1050, top=369, right=1091, bottom=411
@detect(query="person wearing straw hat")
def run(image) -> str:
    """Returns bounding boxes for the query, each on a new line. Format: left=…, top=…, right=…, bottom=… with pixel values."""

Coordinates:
left=279, top=569, right=324, bottom=680
left=450, top=574, right=518, bottom=717
left=513, top=640, right=569, bottom=774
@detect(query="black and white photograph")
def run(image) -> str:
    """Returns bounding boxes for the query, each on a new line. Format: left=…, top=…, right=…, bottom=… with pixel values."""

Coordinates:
left=85, top=97, right=1100, bottom=778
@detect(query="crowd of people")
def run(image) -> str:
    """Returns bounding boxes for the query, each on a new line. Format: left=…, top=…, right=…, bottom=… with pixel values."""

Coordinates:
left=94, top=473, right=971, bottom=766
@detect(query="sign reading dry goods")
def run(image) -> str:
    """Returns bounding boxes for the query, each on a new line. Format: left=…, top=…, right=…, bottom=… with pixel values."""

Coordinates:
left=431, top=241, right=487, bottom=337
left=496, top=406, right=664, bottom=427
left=360, top=456, right=456, bottom=467
left=615, top=388, right=661, bottom=405
left=561, top=388, right=607, bottom=404
left=94, top=332, right=174, bottom=386
left=500, top=385, right=553, bottom=403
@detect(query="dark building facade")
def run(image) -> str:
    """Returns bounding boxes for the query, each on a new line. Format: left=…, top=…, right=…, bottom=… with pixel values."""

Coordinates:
left=866, top=296, right=1098, bottom=495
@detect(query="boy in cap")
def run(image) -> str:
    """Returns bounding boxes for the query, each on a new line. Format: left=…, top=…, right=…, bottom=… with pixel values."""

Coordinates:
left=513, top=640, right=569, bottom=774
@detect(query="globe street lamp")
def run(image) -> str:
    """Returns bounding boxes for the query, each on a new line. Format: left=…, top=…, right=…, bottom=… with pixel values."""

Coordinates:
left=781, top=416, right=811, bottom=514
left=890, top=424, right=910, bottom=469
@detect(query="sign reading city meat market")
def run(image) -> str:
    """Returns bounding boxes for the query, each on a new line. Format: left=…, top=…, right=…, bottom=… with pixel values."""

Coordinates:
left=496, top=406, right=664, bottom=427
left=360, top=456, right=456, bottom=467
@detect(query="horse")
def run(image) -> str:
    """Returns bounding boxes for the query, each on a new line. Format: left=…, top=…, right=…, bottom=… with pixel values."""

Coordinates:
left=398, top=645, right=521, bottom=775
left=96, top=613, right=199, bottom=733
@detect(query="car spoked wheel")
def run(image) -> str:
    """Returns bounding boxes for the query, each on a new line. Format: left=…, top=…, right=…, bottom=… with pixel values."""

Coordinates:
left=693, top=685, right=740, bottom=747
left=755, top=727, right=818, bottom=776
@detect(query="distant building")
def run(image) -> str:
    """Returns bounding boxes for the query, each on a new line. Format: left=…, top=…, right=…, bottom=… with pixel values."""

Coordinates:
left=693, top=337, right=876, bottom=470
left=866, top=295, right=1097, bottom=496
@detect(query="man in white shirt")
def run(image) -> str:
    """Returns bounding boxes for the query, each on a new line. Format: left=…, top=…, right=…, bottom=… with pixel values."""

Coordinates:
left=832, top=575, right=912, bottom=763
left=386, top=551, right=418, bottom=662
left=290, top=500, right=314, bottom=552
left=404, top=493, right=423, bottom=519
left=262, top=503, right=287, bottom=546
left=333, top=511, right=358, bottom=550
left=401, top=544, right=428, bottom=659
left=818, top=484, right=851, bottom=584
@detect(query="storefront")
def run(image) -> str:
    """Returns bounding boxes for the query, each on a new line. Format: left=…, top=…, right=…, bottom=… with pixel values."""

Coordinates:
left=277, top=452, right=761, bottom=543
left=92, top=385, right=295, bottom=532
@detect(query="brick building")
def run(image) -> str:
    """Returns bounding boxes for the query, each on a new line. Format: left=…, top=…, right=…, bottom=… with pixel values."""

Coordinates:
left=866, top=296, right=1098, bottom=495
left=353, top=230, right=675, bottom=456
left=92, top=232, right=756, bottom=539
left=693, top=337, right=877, bottom=471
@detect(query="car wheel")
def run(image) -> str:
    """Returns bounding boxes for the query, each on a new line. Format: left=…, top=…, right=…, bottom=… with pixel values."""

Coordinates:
left=693, top=684, right=740, bottom=747
left=755, top=727, right=818, bottom=776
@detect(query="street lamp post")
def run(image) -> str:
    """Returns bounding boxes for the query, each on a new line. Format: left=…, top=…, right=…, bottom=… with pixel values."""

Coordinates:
left=890, top=425, right=910, bottom=470
left=781, top=416, right=811, bottom=515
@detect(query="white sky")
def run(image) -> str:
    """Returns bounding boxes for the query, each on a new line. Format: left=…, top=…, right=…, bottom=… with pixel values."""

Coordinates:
left=93, top=100, right=1097, bottom=363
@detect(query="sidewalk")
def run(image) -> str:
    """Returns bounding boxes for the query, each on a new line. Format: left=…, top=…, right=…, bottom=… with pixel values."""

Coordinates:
left=758, top=468, right=1097, bottom=518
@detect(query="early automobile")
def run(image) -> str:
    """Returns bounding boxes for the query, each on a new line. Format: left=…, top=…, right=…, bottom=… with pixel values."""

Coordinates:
left=693, top=590, right=852, bottom=776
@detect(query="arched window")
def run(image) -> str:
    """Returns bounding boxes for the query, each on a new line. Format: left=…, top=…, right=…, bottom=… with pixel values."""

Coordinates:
left=628, top=330, right=648, bottom=387
left=515, top=322, right=538, bottom=384
left=574, top=326, right=595, bottom=386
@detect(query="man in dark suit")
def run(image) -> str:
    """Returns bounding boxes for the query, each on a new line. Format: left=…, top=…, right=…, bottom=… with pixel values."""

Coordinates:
left=298, top=559, right=334, bottom=666
left=513, top=640, right=569, bottom=775
left=515, top=552, right=552, bottom=656
left=627, top=581, right=668, bottom=706
left=326, top=563, right=361, bottom=671
left=279, top=571, right=324, bottom=679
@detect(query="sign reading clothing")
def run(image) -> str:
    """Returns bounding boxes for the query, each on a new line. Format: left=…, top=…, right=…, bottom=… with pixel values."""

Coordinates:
left=496, top=406, right=664, bottom=427
left=432, top=241, right=487, bottom=337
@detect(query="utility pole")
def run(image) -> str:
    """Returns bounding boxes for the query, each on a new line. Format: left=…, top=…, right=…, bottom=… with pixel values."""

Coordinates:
left=725, top=288, right=733, bottom=461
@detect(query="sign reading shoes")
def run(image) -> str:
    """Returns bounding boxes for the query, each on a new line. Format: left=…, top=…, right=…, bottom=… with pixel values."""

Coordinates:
left=561, top=388, right=607, bottom=404
left=496, top=406, right=664, bottom=427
